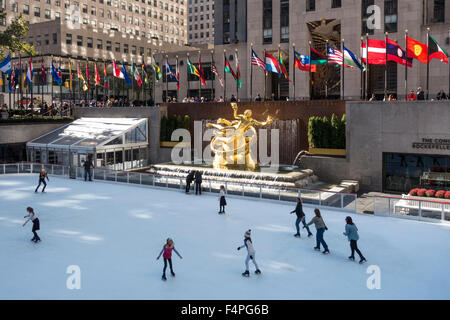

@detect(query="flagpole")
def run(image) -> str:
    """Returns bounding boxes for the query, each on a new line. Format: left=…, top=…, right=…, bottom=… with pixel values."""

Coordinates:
left=235, top=48, right=239, bottom=101
left=223, top=49, right=227, bottom=101
left=187, top=52, right=190, bottom=100
left=341, top=39, right=345, bottom=100
left=384, top=32, right=388, bottom=100
left=325, top=40, right=329, bottom=99
left=41, top=59, right=44, bottom=106
left=292, top=44, right=296, bottom=101
left=142, top=57, right=145, bottom=103
left=51, top=56, right=54, bottom=108
left=277, top=44, right=281, bottom=100
left=365, top=33, right=369, bottom=100
left=30, top=56, right=33, bottom=106
left=263, top=49, right=267, bottom=101
left=211, top=50, right=214, bottom=100
left=405, top=29, right=408, bottom=101
left=198, top=51, right=202, bottom=100
left=165, top=55, right=169, bottom=102
left=19, top=54, right=23, bottom=109
left=309, top=41, right=312, bottom=100
left=250, top=43, right=253, bottom=101
left=176, top=55, right=179, bottom=102
left=152, top=50, right=156, bottom=104
left=426, top=27, right=430, bottom=100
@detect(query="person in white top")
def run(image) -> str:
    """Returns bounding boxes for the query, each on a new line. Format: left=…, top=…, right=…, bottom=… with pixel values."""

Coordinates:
left=218, top=185, right=227, bottom=214
left=23, top=207, right=41, bottom=242
left=237, top=229, right=261, bottom=277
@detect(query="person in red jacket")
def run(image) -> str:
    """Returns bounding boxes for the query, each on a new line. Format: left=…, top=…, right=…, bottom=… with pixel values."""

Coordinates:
left=407, top=89, right=417, bottom=101
left=157, top=238, right=183, bottom=281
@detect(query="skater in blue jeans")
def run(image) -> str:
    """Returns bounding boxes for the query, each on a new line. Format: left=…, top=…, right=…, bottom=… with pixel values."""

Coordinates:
left=305, top=208, right=329, bottom=254
left=290, top=197, right=313, bottom=238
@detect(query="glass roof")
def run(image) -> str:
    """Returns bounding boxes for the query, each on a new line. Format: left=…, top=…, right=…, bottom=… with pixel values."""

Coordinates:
left=27, top=118, right=147, bottom=150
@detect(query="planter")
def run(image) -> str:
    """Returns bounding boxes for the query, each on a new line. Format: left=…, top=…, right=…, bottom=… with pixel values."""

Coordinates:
left=160, top=141, right=190, bottom=148
left=309, top=147, right=346, bottom=156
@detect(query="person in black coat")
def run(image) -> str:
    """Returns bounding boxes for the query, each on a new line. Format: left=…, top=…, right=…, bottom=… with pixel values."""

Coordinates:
left=416, top=87, right=425, bottom=100
left=35, top=169, right=49, bottom=193
left=83, top=155, right=94, bottom=181
left=185, top=170, right=195, bottom=194
left=194, top=171, right=203, bottom=195
left=290, top=197, right=313, bottom=238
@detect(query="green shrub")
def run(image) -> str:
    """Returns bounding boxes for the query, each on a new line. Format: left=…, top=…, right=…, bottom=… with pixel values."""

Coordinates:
left=160, top=115, right=168, bottom=141
left=183, top=115, right=190, bottom=130
left=308, top=114, right=346, bottom=149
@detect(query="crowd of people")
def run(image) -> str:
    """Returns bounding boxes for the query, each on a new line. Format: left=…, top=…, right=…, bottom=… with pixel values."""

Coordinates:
left=366, top=87, right=449, bottom=102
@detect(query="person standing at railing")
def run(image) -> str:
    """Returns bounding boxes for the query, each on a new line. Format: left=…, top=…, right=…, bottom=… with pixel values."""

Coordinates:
left=219, top=185, right=227, bottom=214
left=194, top=171, right=203, bottom=195
left=290, top=197, right=313, bottom=238
left=23, top=207, right=41, bottom=243
left=83, top=155, right=94, bottom=182
left=35, top=168, right=49, bottom=193
left=305, top=209, right=330, bottom=254
left=343, top=216, right=367, bottom=264
left=185, top=170, right=195, bottom=194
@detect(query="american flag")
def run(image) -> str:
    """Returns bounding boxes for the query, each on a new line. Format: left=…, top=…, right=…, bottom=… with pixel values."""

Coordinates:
left=251, top=49, right=266, bottom=71
left=211, top=64, right=223, bottom=87
left=327, top=46, right=344, bottom=66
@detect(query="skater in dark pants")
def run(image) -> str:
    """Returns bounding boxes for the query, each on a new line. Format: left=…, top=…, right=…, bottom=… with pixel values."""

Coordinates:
left=35, top=169, right=49, bottom=193
left=185, top=170, right=195, bottom=194
left=290, top=197, right=313, bottom=238
left=83, top=155, right=94, bottom=181
left=306, top=209, right=330, bottom=254
left=237, top=229, right=261, bottom=276
left=219, top=185, right=227, bottom=214
left=157, top=238, right=183, bottom=281
left=23, top=207, right=41, bottom=242
left=343, top=216, right=367, bottom=264
left=194, top=171, right=202, bottom=195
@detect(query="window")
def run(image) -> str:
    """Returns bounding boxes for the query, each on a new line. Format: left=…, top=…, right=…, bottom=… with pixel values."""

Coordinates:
left=87, top=37, right=93, bottom=48
left=280, top=0, right=289, bottom=43
left=433, top=0, right=445, bottom=23
left=23, top=4, right=29, bottom=14
left=331, top=0, right=341, bottom=8
left=306, top=0, right=315, bottom=11
left=106, top=41, right=112, bottom=51
left=52, top=33, right=57, bottom=44
left=66, top=33, right=72, bottom=44
left=222, top=0, right=230, bottom=44
left=124, top=44, right=128, bottom=53
left=115, top=42, right=120, bottom=52
left=82, top=4, right=87, bottom=13
left=263, top=0, right=272, bottom=44
left=384, top=0, right=397, bottom=33
left=45, top=9, right=51, bottom=19
left=77, top=35, right=83, bottom=46
left=97, top=39, right=103, bottom=49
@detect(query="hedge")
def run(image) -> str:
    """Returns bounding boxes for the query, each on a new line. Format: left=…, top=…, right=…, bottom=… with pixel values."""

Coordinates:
left=308, top=114, right=346, bottom=149
left=160, top=114, right=190, bottom=142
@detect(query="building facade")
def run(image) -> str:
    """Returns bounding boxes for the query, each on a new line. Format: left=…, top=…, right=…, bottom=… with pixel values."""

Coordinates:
left=187, top=0, right=215, bottom=45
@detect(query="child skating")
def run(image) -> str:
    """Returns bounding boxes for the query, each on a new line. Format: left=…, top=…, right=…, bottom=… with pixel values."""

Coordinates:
left=237, top=229, right=261, bottom=277
left=156, top=238, right=183, bottom=281
left=23, top=207, right=41, bottom=243
left=343, top=216, right=367, bottom=264
left=218, top=185, right=227, bottom=214
left=35, top=168, right=49, bottom=193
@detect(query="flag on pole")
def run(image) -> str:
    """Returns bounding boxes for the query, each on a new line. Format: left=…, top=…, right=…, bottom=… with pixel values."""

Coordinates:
left=198, top=56, right=207, bottom=87
left=310, top=47, right=327, bottom=65
left=152, top=57, right=163, bottom=80
left=265, top=52, right=281, bottom=73
left=406, top=36, right=428, bottom=64
left=187, top=57, right=201, bottom=77
left=251, top=49, right=266, bottom=71
left=343, top=46, right=365, bottom=70
left=41, top=63, right=46, bottom=84
left=428, top=35, right=449, bottom=63
left=175, top=60, right=180, bottom=90
left=94, top=63, right=100, bottom=86
left=141, top=63, right=149, bottom=84
left=278, top=51, right=290, bottom=81
left=77, top=64, right=88, bottom=91
left=51, top=60, right=61, bottom=84
left=85, top=62, right=90, bottom=90
left=113, top=60, right=124, bottom=78
left=131, top=62, right=143, bottom=87
left=8, top=64, right=16, bottom=92
left=224, top=56, right=240, bottom=86
left=122, top=62, right=132, bottom=86
left=211, top=64, right=223, bottom=87
left=386, top=39, right=413, bottom=67
left=25, top=57, right=33, bottom=84
left=165, top=61, right=179, bottom=85
left=69, top=60, right=72, bottom=91
left=327, top=46, right=345, bottom=66
left=361, top=39, right=387, bottom=65
left=0, top=55, right=12, bottom=74
left=294, top=51, right=317, bottom=72
left=103, top=61, right=109, bottom=89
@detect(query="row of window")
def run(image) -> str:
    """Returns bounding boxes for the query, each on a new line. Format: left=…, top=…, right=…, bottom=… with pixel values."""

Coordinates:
left=188, top=4, right=213, bottom=13
left=188, top=13, right=213, bottom=23
left=27, top=33, right=58, bottom=46
left=188, top=23, right=211, bottom=31
left=188, top=31, right=211, bottom=39
left=188, top=0, right=212, bottom=4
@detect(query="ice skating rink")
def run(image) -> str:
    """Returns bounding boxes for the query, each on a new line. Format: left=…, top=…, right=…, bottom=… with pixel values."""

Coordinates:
left=1, top=174, right=450, bottom=300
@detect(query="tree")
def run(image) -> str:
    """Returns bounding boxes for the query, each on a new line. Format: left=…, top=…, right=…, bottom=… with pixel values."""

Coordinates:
left=0, top=10, right=36, bottom=59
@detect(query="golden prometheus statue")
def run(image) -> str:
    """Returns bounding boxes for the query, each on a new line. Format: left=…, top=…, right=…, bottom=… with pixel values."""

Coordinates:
left=206, top=102, right=274, bottom=170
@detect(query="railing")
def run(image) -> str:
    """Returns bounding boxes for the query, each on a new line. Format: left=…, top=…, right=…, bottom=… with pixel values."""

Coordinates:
left=373, top=194, right=450, bottom=223
left=0, top=162, right=358, bottom=212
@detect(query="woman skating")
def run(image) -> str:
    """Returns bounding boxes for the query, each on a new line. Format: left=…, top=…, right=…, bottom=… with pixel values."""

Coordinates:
left=290, top=197, right=313, bottom=238
left=23, top=207, right=41, bottom=242
left=343, top=216, right=367, bottom=264
left=218, top=185, right=227, bottom=214
left=237, top=229, right=261, bottom=277
left=35, top=168, right=49, bottom=193
left=305, top=209, right=330, bottom=254
left=157, top=238, right=183, bottom=281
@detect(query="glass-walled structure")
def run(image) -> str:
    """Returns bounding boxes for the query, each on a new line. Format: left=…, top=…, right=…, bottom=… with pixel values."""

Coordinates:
left=27, top=118, right=149, bottom=171
left=383, top=153, right=450, bottom=193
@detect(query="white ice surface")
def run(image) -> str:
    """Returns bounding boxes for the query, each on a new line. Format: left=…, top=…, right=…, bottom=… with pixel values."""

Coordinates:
left=1, top=174, right=450, bottom=300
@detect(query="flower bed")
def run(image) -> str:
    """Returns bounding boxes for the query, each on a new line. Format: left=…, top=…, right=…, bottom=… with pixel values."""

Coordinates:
left=408, top=188, right=450, bottom=199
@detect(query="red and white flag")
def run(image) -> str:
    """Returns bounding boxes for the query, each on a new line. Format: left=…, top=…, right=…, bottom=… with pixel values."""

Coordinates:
left=211, top=64, right=223, bottom=87
left=361, top=39, right=386, bottom=65
left=113, top=60, right=124, bottom=79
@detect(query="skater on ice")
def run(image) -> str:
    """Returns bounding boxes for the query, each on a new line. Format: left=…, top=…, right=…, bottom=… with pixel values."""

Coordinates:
left=237, top=229, right=261, bottom=277
left=194, top=171, right=203, bottom=195
left=23, top=207, right=41, bottom=243
left=185, top=170, right=195, bottom=194
left=35, top=168, right=49, bottom=193
left=290, top=197, right=313, bottom=238
left=343, top=216, right=367, bottom=264
left=305, top=209, right=330, bottom=254
left=218, top=185, right=227, bottom=214
left=83, top=154, right=94, bottom=181
left=157, top=238, right=183, bottom=281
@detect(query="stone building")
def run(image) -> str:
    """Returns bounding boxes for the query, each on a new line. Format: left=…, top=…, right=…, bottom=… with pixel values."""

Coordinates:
left=187, top=0, right=215, bottom=45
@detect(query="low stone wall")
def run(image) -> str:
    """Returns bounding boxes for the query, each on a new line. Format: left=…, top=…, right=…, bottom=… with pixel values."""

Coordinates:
left=0, top=122, right=69, bottom=144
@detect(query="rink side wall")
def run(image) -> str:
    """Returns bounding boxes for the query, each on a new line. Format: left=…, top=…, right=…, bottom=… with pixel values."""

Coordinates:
left=303, top=101, right=450, bottom=192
